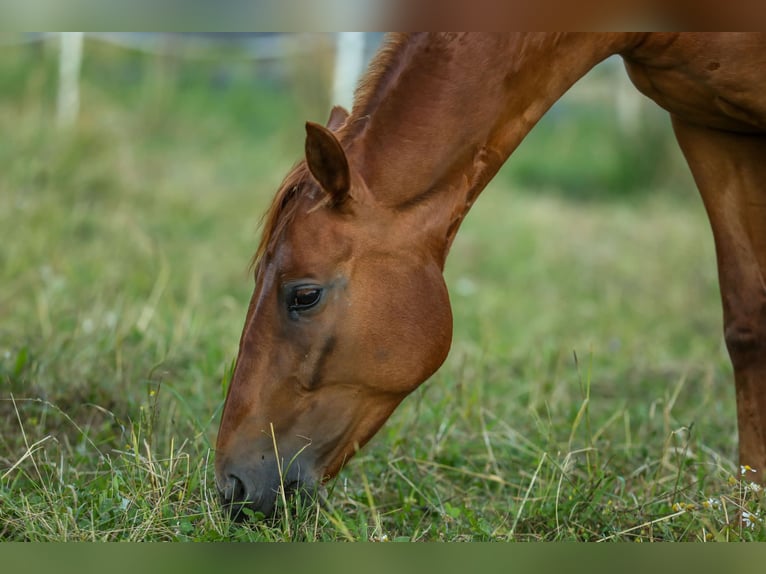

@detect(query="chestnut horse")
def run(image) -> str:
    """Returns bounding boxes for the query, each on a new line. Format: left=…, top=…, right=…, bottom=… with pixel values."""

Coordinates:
left=215, top=33, right=766, bottom=518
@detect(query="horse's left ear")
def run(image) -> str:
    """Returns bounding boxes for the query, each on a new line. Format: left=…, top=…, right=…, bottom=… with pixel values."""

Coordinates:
left=305, top=121, right=350, bottom=206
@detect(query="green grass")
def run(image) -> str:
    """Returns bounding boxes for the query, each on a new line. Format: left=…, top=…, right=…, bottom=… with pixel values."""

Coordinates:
left=1, top=37, right=764, bottom=541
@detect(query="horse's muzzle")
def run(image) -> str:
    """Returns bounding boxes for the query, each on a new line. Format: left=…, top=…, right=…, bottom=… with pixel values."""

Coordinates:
left=217, top=469, right=281, bottom=521
left=216, top=458, right=316, bottom=521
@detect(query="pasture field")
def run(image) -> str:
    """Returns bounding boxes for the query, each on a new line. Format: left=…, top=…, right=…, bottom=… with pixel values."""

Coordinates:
left=1, top=38, right=764, bottom=541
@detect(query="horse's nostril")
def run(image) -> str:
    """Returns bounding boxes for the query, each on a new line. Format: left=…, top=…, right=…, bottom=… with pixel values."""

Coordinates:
left=228, top=473, right=247, bottom=503
left=223, top=473, right=245, bottom=503
left=218, top=472, right=253, bottom=522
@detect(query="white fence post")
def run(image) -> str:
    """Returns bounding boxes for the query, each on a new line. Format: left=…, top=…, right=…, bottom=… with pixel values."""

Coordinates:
left=332, top=32, right=365, bottom=110
left=57, top=32, right=84, bottom=128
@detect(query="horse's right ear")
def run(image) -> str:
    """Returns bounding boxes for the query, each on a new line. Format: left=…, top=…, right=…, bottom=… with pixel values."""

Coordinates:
left=326, top=105, right=349, bottom=132
left=305, top=121, right=350, bottom=207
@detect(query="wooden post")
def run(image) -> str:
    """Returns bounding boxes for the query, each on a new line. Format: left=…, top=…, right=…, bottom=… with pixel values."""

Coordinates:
left=332, top=32, right=365, bottom=109
left=57, top=32, right=84, bottom=128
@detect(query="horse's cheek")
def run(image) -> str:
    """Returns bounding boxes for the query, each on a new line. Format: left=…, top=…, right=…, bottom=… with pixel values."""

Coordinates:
left=364, top=265, right=453, bottom=392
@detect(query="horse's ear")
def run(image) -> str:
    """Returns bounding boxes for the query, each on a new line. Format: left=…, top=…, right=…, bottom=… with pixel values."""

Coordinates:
left=326, top=105, right=349, bottom=132
left=305, top=121, right=350, bottom=206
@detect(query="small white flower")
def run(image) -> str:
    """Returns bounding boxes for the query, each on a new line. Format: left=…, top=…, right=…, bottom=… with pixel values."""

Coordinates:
left=746, top=482, right=762, bottom=493
left=703, top=498, right=721, bottom=509
left=741, top=465, right=757, bottom=476
left=742, top=511, right=760, bottom=529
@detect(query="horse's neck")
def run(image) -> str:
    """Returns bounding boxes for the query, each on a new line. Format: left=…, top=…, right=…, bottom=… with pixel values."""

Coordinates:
left=344, top=33, right=639, bottom=263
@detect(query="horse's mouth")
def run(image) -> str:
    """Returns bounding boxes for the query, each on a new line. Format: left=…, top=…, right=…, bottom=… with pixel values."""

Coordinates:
left=220, top=479, right=311, bottom=523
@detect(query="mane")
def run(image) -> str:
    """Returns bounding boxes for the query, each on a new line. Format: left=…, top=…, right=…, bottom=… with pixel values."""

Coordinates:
left=250, top=161, right=311, bottom=273
left=341, top=32, right=419, bottom=143
left=251, top=33, right=418, bottom=273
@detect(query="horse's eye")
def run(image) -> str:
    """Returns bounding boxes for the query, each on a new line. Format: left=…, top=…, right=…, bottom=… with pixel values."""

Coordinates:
left=287, top=286, right=323, bottom=313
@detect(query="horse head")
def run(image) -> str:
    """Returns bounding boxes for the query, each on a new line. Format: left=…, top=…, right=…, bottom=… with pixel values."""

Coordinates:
left=214, top=107, right=454, bottom=519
